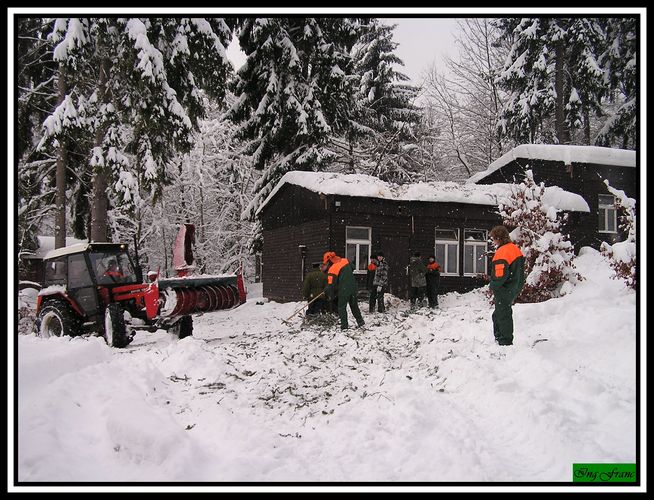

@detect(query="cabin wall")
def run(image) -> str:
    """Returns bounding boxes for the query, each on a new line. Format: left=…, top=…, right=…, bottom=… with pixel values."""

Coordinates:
left=262, top=219, right=330, bottom=303
left=476, top=159, right=638, bottom=250
left=260, top=186, right=330, bottom=303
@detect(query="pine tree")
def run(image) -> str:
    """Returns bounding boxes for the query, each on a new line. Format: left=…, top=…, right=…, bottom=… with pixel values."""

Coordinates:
left=36, top=17, right=234, bottom=243
left=495, top=17, right=636, bottom=148
left=595, top=17, right=638, bottom=149
left=17, top=18, right=63, bottom=254
left=227, top=17, right=361, bottom=251
left=341, top=19, right=421, bottom=182
left=498, top=170, right=583, bottom=302
left=495, top=18, right=557, bottom=144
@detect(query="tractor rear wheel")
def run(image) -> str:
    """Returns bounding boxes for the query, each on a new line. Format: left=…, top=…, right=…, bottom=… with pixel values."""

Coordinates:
left=103, top=303, right=131, bottom=348
left=171, top=315, right=193, bottom=339
left=36, top=299, right=82, bottom=338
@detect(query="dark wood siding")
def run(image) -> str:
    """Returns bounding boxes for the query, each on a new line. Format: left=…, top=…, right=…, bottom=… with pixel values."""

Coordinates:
left=325, top=196, right=501, bottom=297
left=328, top=196, right=413, bottom=298
left=260, top=184, right=329, bottom=231
left=477, top=159, right=637, bottom=250
left=262, top=219, right=330, bottom=302
left=407, top=201, right=501, bottom=294
left=260, top=185, right=331, bottom=302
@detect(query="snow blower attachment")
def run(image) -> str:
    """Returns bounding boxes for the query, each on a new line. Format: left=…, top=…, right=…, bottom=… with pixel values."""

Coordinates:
left=34, top=224, right=246, bottom=348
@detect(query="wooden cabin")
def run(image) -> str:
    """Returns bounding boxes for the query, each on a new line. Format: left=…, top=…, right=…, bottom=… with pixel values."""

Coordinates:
left=467, top=144, right=637, bottom=251
left=256, top=171, right=589, bottom=302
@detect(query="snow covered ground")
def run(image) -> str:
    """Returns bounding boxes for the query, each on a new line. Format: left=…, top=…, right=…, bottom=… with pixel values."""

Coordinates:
left=12, top=247, right=642, bottom=492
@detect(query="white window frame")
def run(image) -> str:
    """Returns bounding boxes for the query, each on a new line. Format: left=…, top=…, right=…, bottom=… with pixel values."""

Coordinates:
left=598, top=194, right=618, bottom=234
left=435, top=228, right=459, bottom=276
left=345, top=226, right=371, bottom=275
left=463, top=229, right=488, bottom=277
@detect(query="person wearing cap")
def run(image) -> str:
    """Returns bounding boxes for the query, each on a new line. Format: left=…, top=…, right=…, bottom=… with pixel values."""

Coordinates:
left=323, top=251, right=365, bottom=330
left=302, top=262, right=327, bottom=315
left=369, top=251, right=388, bottom=313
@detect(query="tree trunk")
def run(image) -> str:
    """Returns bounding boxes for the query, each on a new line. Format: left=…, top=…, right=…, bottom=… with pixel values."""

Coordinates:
left=554, top=41, right=570, bottom=144
left=90, top=57, right=111, bottom=242
left=54, top=64, right=67, bottom=249
left=583, top=106, right=591, bottom=145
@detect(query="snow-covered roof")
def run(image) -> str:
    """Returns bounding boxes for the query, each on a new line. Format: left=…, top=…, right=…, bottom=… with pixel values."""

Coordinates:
left=30, top=236, right=88, bottom=259
left=467, top=144, right=636, bottom=184
left=257, top=171, right=590, bottom=214
left=43, top=243, right=92, bottom=260
left=42, top=241, right=126, bottom=260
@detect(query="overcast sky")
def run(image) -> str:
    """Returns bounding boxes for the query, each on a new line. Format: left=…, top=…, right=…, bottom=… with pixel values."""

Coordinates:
left=386, top=17, right=459, bottom=85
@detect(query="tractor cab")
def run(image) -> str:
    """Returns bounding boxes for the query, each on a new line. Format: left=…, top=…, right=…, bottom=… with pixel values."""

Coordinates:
left=42, top=242, right=139, bottom=289
left=39, top=242, right=141, bottom=334
left=88, top=247, right=139, bottom=286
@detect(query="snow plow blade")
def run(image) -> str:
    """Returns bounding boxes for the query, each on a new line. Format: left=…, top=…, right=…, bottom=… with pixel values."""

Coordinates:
left=158, top=273, right=247, bottom=317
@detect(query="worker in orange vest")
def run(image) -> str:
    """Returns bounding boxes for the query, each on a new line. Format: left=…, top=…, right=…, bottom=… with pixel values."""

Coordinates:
left=323, top=251, right=365, bottom=331
left=425, top=255, right=441, bottom=308
left=489, top=225, right=526, bottom=346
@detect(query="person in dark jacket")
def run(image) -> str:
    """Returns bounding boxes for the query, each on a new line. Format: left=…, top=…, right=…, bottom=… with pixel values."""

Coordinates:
left=366, top=256, right=378, bottom=292
left=408, top=252, right=427, bottom=308
left=369, top=252, right=389, bottom=313
left=425, top=255, right=441, bottom=308
left=302, top=262, right=327, bottom=315
left=489, top=225, right=526, bottom=346
left=323, top=251, right=365, bottom=330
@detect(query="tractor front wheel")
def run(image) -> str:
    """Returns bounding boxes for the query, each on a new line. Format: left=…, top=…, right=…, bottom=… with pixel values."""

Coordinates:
left=36, top=299, right=82, bottom=338
left=104, top=303, right=132, bottom=348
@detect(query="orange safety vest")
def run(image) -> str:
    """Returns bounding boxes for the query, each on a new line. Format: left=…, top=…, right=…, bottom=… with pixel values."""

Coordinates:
left=327, top=257, right=349, bottom=285
left=427, top=262, right=440, bottom=272
left=492, top=242, right=523, bottom=278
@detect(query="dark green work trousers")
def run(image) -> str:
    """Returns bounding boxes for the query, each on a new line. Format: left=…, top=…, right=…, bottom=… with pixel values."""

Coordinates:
left=338, top=293, right=365, bottom=330
left=492, top=290, right=515, bottom=345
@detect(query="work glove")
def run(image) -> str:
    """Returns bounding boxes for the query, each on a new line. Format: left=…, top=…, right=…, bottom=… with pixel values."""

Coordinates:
left=377, top=286, right=382, bottom=292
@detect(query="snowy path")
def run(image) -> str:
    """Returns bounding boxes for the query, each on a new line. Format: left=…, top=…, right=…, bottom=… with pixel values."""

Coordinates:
left=16, top=249, right=637, bottom=483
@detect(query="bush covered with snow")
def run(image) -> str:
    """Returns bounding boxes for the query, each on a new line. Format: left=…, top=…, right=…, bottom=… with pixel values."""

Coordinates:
left=18, top=285, right=40, bottom=335
left=498, top=170, right=583, bottom=303
left=600, top=181, right=637, bottom=290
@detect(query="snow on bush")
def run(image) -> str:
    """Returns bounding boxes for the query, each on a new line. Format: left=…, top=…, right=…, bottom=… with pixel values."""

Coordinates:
left=600, top=181, right=637, bottom=290
left=498, top=169, right=583, bottom=302
left=18, top=285, right=40, bottom=335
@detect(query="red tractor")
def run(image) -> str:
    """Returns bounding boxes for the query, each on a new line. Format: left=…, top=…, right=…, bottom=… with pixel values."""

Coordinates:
left=34, top=228, right=246, bottom=348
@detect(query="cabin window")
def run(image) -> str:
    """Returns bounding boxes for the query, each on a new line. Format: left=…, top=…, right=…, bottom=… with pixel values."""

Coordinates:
left=463, top=229, right=488, bottom=276
left=346, top=226, right=371, bottom=274
left=598, top=194, right=617, bottom=233
left=435, top=228, right=459, bottom=276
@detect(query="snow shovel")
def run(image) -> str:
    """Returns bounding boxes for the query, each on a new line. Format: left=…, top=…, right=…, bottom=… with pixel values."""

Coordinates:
left=281, top=292, right=325, bottom=325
